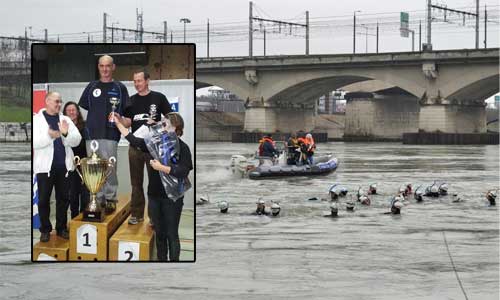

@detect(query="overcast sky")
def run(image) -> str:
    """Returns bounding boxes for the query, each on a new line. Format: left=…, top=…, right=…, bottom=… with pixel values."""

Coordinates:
left=2, top=0, right=499, bottom=57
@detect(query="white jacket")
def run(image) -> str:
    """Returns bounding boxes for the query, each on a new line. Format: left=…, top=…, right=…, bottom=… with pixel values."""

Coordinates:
left=33, top=108, right=82, bottom=175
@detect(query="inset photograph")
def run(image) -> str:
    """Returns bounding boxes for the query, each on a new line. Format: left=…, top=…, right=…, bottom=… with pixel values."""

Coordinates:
left=32, top=44, right=194, bottom=262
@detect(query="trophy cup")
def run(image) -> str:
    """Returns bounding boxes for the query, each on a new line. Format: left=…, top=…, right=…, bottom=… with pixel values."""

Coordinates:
left=74, top=140, right=116, bottom=222
left=108, top=97, right=120, bottom=127
left=149, top=104, right=157, bottom=123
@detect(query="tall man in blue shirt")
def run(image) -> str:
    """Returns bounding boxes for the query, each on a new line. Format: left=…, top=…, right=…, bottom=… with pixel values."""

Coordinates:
left=78, top=55, right=130, bottom=213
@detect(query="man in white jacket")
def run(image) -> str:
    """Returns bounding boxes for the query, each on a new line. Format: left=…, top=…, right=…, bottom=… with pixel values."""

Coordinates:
left=33, top=92, right=82, bottom=242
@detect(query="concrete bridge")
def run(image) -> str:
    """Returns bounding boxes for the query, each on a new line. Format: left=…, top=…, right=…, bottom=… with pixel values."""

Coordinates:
left=197, top=49, right=499, bottom=137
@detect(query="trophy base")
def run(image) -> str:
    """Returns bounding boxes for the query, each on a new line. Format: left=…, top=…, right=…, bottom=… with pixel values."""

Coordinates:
left=83, top=210, right=105, bottom=222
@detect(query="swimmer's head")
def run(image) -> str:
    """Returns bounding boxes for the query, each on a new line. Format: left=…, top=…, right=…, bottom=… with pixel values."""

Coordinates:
left=271, top=202, right=281, bottom=216
left=487, top=190, right=497, bottom=206
left=330, top=202, right=338, bottom=216
left=218, top=201, right=229, bottom=213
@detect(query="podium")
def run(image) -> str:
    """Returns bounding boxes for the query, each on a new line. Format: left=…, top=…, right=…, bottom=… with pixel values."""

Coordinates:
left=109, top=216, right=155, bottom=261
left=32, top=232, right=69, bottom=261
left=69, top=196, right=131, bottom=261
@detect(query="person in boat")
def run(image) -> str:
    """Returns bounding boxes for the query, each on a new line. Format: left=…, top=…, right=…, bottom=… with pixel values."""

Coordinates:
left=218, top=201, right=229, bottom=213
left=286, top=133, right=300, bottom=165
left=304, top=133, right=316, bottom=165
left=486, top=190, right=497, bottom=206
left=258, top=134, right=278, bottom=158
left=296, top=135, right=308, bottom=165
left=255, top=199, right=270, bottom=215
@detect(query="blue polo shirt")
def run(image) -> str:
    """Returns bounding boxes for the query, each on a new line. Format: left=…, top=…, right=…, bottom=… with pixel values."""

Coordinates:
left=78, top=80, right=130, bottom=141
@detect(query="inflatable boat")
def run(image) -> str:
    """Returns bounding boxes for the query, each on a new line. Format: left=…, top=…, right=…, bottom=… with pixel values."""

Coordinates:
left=248, top=155, right=338, bottom=179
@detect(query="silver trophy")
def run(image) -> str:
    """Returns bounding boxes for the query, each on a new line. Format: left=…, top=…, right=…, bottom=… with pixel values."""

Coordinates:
left=109, top=97, right=120, bottom=127
left=149, top=104, right=157, bottom=123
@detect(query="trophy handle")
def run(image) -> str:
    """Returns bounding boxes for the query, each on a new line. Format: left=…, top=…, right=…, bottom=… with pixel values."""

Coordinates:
left=73, top=156, right=83, bottom=180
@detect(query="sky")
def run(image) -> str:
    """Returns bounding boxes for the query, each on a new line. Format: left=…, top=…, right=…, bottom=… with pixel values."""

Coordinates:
left=1, top=0, right=498, bottom=100
left=1, top=0, right=499, bottom=57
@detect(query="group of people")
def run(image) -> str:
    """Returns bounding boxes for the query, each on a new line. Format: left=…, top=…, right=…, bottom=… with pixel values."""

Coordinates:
left=286, top=132, right=316, bottom=165
left=257, top=132, right=316, bottom=165
left=33, top=55, right=192, bottom=261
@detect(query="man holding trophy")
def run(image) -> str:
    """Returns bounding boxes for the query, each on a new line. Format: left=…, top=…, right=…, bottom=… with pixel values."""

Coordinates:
left=78, top=55, right=130, bottom=213
left=123, top=70, right=171, bottom=225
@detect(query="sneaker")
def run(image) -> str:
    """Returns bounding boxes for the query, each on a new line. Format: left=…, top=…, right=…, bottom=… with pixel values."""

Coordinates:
left=40, top=232, right=50, bottom=242
left=105, top=201, right=116, bottom=214
left=128, top=216, right=144, bottom=225
left=57, top=229, right=69, bottom=240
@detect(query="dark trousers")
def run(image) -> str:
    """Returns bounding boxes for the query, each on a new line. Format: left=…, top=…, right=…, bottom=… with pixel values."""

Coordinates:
left=36, top=169, right=70, bottom=234
left=129, top=146, right=152, bottom=219
left=148, top=194, right=184, bottom=261
left=69, top=171, right=90, bottom=219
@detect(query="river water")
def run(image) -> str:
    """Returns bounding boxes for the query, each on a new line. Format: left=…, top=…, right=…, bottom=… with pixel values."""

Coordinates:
left=1, top=142, right=498, bottom=299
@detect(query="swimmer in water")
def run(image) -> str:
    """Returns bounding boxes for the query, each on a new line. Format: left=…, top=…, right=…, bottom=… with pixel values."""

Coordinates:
left=218, top=201, right=229, bottom=213
left=414, top=185, right=424, bottom=202
left=324, top=202, right=339, bottom=217
left=346, top=197, right=355, bottom=212
left=270, top=202, right=281, bottom=216
left=255, top=199, right=270, bottom=215
left=388, top=195, right=404, bottom=214
left=486, top=190, right=497, bottom=206
left=368, top=183, right=377, bottom=195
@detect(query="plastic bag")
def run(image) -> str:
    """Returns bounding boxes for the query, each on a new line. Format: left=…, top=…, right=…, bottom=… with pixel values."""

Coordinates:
left=144, top=124, right=192, bottom=201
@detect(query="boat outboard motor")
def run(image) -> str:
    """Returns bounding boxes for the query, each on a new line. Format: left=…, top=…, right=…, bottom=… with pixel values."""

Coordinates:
left=330, top=202, right=339, bottom=217
left=271, top=202, right=281, bottom=216
left=329, top=184, right=340, bottom=201
left=414, top=186, right=424, bottom=202
left=256, top=199, right=266, bottom=215
left=339, top=187, right=348, bottom=197
left=218, top=201, right=229, bottom=213
left=359, top=195, right=371, bottom=206
left=368, top=183, right=377, bottom=195
left=390, top=196, right=404, bottom=214
left=438, top=183, right=448, bottom=196
left=486, top=190, right=497, bottom=206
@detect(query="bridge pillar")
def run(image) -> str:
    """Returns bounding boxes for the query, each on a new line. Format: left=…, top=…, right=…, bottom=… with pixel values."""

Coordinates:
left=418, top=101, right=486, bottom=133
left=244, top=103, right=315, bottom=133
left=344, top=92, right=419, bottom=140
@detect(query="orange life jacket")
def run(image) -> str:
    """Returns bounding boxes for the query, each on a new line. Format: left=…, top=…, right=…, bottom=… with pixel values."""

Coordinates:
left=258, top=137, right=274, bottom=156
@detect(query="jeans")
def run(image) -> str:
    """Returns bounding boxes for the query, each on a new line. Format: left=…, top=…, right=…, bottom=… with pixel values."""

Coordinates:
left=85, top=139, right=118, bottom=204
left=129, top=146, right=152, bottom=219
left=148, top=194, right=184, bottom=261
left=69, top=170, right=89, bottom=219
left=36, top=169, right=70, bottom=234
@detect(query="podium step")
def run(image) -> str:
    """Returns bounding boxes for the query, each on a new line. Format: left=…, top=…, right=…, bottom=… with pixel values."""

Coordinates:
left=32, top=232, right=69, bottom=261
left=109, top=216, right=155, bottom=261
left=69, top=195, right=131, bottom=261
